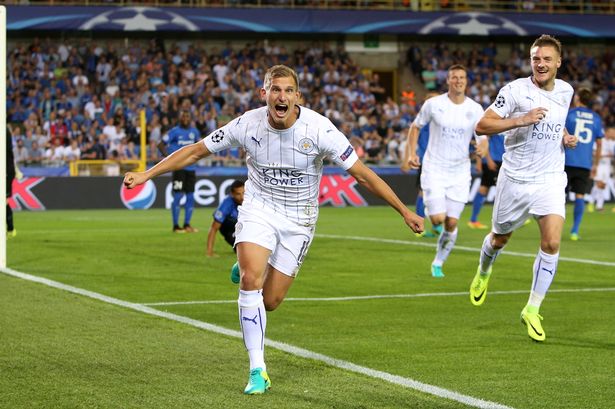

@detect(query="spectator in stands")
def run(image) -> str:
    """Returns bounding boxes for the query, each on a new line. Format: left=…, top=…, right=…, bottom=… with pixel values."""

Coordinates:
left=81, top=137, right=106, bottom=160
left=363, top=129, right=384, bottom=164
left=64, top=139, right=82, bottom=162
left=369, top=72, right=387, bottom=103
left=14, top=138, right=29, bottom=167
left=28, top=140, right=45, bottom=166
left=72, top=66, right=89, bottom=91
left=44, top=138, right=66, bottom=166
left=421, top=60, right=437, bottom=91
left=102, top=117, right=125, bottom=157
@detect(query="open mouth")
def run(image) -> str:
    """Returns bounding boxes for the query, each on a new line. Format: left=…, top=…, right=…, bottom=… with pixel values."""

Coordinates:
left=274, top=104, right=288, bottom=116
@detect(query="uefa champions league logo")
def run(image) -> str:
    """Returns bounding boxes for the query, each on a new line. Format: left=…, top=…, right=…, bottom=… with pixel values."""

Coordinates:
left=80, top=7, right=198, bottom=31
left=420, top=12, right=527, bottom=36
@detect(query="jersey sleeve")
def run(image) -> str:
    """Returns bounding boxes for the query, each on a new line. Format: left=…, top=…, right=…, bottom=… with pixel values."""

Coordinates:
left=203, top=116, right=242, bottom=153
left=413, top=98, right=433, bottom=128
left=213, top=198, right=230, bottom=223
left=473, top=104, right=488, bottom=143
left=489, top=83, right=516, bottom=118
left=321, top=120, right=358, bottom=170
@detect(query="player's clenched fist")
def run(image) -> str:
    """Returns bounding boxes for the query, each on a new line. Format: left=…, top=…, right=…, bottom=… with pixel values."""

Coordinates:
left=123, top=171, right=148, bottom=189
left=563, top=132, right=578, bottom=149
left=522, top=107, right=548, bottom=126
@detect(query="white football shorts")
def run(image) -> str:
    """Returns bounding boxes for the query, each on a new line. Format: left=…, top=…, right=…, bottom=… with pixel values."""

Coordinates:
left=235, top=203, right=315, bottom=277
left=421, top=169, right=470, bottom=218
left=595, top=161, right=611, bottom=184
left=491, top=172, right=567, bottom=234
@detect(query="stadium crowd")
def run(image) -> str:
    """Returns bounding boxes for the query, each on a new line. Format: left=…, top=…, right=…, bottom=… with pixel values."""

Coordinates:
left=7, top=37, right=615, bottom=172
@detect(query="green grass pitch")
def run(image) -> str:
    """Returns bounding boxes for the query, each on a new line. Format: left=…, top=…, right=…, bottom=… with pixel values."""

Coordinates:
left=2, top=204, right=614, bottom=408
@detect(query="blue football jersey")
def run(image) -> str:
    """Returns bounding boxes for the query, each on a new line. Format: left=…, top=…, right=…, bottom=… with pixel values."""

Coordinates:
left=485, top=133, right=505, bottom=163
left=163, top=125, right=201, bottom=171
left=214, top=195, right=239, bottom=224
left=417, top=125, right=429, bottom=161
left=565, top=107, right=604, bottom=170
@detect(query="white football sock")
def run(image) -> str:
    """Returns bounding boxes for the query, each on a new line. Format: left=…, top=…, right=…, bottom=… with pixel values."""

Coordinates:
left=238, top=289, right=267, bottom=370
left=527, top=249, right=559, bottom=310
left=479, top=233, right=502, bottom=275
left=594, top=187, right=605, bottom=209
left=433, top=228, right=457, bottom=266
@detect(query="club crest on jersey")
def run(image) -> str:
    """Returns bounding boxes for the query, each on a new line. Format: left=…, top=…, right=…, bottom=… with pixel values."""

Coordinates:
left=211, top=129, right=224, bottom=143
left=465, top=111, right=474, bottom=120
left=495, top=94, right=505, bottom=108
left=298, top=138, right=314, bottom=153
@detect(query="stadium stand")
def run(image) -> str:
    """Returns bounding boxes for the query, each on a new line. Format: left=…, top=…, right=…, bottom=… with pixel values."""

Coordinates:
left=5, top=1, right=615, bottom=14
left=5, top=0, right=614, bottom=178
left=7, top=36, right=614, bottom=175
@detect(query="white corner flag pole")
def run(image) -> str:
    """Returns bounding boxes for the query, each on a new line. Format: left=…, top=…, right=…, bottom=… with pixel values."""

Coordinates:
left=1, top=6, right=7, bottom=269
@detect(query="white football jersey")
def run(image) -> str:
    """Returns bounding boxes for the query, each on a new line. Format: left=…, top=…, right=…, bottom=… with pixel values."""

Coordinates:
left=599, top=138, right=615, bottom=166
left=203, top=106, right=358, bottom=226
left=490, top=77, right=574, bottom=183
left=414, top=93, right=485, bottom=175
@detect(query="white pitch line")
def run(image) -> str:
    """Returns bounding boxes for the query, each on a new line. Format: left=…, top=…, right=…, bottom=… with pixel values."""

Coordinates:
left=317, top=234, right=615, bottom=267
left=1, top=267, right=514, bottom=409
left=142, top=287, right=615, bottom=306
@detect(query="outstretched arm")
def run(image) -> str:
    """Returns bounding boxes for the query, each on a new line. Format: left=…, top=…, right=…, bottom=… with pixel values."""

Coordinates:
left=401, top=123, right=421, bottom=172
left=123, top=141, right=210, bottom=188
left=206, top=220, right=222, bottom=257
left=347, top=160, right=424, bottom=234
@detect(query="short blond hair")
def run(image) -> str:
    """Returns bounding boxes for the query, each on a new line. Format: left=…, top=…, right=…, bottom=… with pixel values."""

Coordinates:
left=263, top=65, right=299, bottom=91
left=531, top=34, right=562, bottom=55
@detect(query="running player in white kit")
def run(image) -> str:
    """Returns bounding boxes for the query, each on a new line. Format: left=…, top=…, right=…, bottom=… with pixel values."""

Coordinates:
left=405, top=64, right=486, bottom=278
left=469, top=35, right=578, bottom=342
left=589, top=127, right=615, bottom=212
left=123, top=65, right=424, bottom=394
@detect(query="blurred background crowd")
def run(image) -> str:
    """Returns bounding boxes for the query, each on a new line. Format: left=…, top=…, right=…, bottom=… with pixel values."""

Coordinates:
left=7, top=35, right=615, bottom=170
